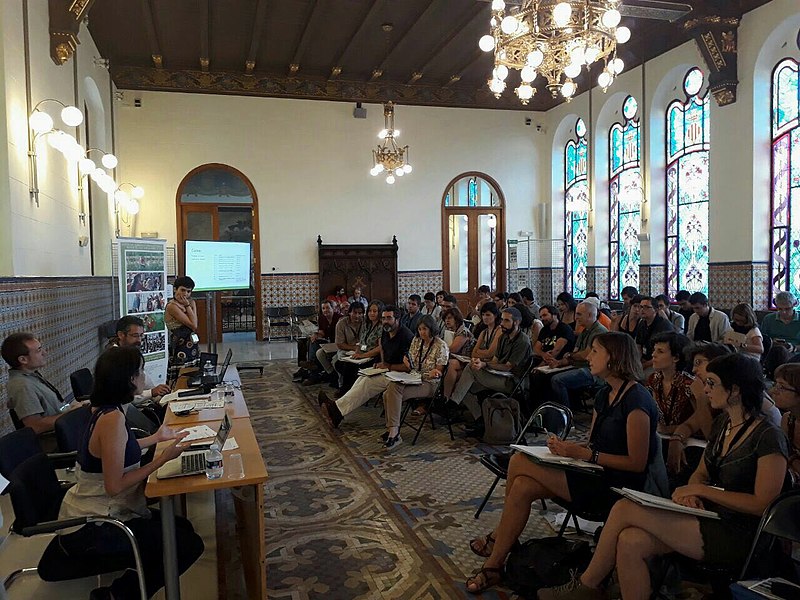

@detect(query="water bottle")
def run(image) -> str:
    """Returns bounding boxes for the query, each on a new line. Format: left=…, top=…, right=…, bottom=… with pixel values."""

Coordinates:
left=203, top=360, right=214, bottom=377
left=205, top=443, right=223, bottom=480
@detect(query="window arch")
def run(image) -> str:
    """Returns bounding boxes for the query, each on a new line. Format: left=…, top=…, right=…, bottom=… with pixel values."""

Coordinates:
left=666, top=67, right=710, bottom=297
left=770, top=58, right=800, bottom=302
left=565, top=118, right=589, bottom=298
left=609, top=95, right=642, bottom=300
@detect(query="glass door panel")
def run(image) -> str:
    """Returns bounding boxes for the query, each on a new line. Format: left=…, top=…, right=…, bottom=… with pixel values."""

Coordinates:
left=448, top=214, right=469, bottom=294
left=477, top=213, right=498, bottom=290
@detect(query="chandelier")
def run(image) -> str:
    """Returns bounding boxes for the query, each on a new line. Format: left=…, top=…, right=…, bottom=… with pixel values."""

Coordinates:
left=370, top=102, right=413, bottom=184
left=478, top=0, right=631, bottom=104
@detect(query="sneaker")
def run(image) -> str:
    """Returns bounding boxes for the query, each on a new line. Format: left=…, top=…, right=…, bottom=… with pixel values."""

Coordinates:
left=538, top=573, right=604, bottom=600
left=321, top=397, right=343, bottom=428
left=383, top=434, right=402, bottom=450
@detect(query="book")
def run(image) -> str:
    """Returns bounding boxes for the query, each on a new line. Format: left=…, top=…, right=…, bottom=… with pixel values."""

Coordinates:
left=339, top=355, right=373, bottom=364
left=385, top=372, right=423, bottom=385
left=610, top=487, right=720, bottom=519
left=510, top=444, right=604, bottom=472
left=535, top=365, right=575, bottom=374
left=658, top=432, right=708, bottom=449
left=358, top=367, right=389, bottom=377
left=723, top=331, right=748, bottom=347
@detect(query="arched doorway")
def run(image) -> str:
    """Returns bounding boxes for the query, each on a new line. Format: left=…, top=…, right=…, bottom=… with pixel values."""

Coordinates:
left=441, top=173, right=506, bottom=314
left=176, top=164, right=263, bottom=342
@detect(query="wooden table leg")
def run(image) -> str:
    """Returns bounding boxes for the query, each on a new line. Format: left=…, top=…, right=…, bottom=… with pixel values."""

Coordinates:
left=233, top=483, right=266, bottom=599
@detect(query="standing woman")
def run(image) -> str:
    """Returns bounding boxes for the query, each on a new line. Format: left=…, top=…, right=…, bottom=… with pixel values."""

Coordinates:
left=556, top=292, right=578, bottom=330
left=165, top=276, right=199, bottom=369
left=770, top=363, right=800, bottom=486
left=381, top=315, right=449, bottom=449
left=59, top=347, right=204, bottom=599
left=539, top=353, right=788, bottom=600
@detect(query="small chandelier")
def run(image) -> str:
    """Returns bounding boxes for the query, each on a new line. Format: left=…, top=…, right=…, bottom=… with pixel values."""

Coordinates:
left=479, top=0, right=631, bottom=104
left=370, top=102, right=412, bottom=184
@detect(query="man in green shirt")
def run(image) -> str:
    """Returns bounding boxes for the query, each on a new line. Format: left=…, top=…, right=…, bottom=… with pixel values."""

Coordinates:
left=549, top=301, right=608, bottom=407
left=761, top=291, right=800, bottom=347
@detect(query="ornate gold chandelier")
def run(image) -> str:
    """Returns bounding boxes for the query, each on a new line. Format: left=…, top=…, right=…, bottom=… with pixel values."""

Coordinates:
left=479, top=0, right=631, bottom=104
left=370, top=102, right=413, bottom=184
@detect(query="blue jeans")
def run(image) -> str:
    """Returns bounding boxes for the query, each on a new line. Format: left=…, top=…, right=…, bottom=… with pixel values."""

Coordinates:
left=550, top=367, right=600, bottom=407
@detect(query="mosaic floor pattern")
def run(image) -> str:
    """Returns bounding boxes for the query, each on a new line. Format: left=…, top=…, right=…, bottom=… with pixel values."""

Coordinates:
left=240, top=359, right=583, bottom=600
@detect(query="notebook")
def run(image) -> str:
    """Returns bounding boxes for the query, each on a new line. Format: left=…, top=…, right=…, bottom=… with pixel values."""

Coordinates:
left=610, top=487, right=720, bottom=519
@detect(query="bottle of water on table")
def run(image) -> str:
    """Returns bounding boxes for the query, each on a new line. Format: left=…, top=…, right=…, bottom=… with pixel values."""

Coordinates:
left=205, top=443, right=223, bottom=480
left=203, top=360, right=214, bottom=378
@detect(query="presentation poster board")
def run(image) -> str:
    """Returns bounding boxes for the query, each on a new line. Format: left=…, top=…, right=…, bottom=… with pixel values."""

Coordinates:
left=117, top=238, right=169, bottom=387
left=185, top=240, right=251, bottom=292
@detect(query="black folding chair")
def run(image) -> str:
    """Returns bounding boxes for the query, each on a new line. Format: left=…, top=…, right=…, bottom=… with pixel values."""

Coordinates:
left=0, top=428, right=75, bottom=481
left=398, top=364, right=453, bottom=445
left=266, top=306, right=293, bottom=341
left=69, top=368, right=93, bottom=401
left=474, top=402, right=573, bottom=519
left=740, top=488, right=800, bottom=579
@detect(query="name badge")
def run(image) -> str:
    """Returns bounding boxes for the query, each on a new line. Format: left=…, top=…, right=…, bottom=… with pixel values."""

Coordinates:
left=361, top=344, right=367, bottom=351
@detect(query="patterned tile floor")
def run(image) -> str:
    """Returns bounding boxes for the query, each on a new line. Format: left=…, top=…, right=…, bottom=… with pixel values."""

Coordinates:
left=236, top=358, right=586, bottom=600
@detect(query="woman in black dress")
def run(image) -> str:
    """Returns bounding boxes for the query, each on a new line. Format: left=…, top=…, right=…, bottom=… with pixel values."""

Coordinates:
left=538, top=352, right=789, bottom=600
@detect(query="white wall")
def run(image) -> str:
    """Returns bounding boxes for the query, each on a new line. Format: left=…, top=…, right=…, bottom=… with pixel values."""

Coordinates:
left=116, top=94, right=544, bottom=273
left=2, top=0, right=116, bottom=277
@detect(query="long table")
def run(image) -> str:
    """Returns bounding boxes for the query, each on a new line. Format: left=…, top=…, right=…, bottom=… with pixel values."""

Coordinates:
left=146, top=366, right=268, bottom=600
left=164, top=366, right=250, bottom=425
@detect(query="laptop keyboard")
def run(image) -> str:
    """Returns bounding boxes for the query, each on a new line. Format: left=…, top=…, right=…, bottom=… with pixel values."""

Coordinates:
left=182, top=453, right=206, bottom=474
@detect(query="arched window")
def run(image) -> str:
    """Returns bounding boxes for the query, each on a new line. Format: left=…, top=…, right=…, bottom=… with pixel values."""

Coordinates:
left=770, top=58, right=800, bottom=301
left=565, top=118, right=589, bottom=298
left=609, top=95, right=642, bottom=300
left=666, top=67, right=711, bottom=297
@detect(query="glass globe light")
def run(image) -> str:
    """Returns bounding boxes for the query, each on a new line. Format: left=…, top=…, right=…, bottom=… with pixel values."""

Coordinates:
left=64, top=143, right=85, bottom=162
left=60, top=105, right=84, bottom=127
left=561, top=81, right=576, bottom=98
left=479, top=35, right=496, bottom=52
left=494, top=64, right=509, bottom=80
left=46, top=131, right=66, bottom=151
left=377, top=129, right=388, bottom=139
left=500, top=15, right=519, bottom=35
left=396, top=168, right=404, bottom=177
left=403, top=164, right=412, bottom=174
left=487, top=214, right=497, bottom=229
left=393, top=129, right=400, bottom=137
left=131, top=186, right=145, bottom=199
left=99, top=176, right=116, bottom=193
left=489, top=78, right=506, bottom=94
left=127, top=199, right=140, bottom=215
left=601, top=9, right=621, bottom=29
left=521, top=65, right=537, bottom=83
left=491, top=0, right=505, bottom=10
left=375, top=163, right=385, bottom=173
left=526, top=49, right=544, bottom=68
left=564, top=62, right=582, bottom=79
left=386, top=174, right=395, bottom=184
left=515, top=84, right=534, bottom=101
left=370, top=166, right=379, bottom=176
left=615, top=26, right=631, bottom=44
left=584, top=45, right=601, bottom=64
left=553, top=2, right=572, bottom=27
left=610, top=58, right=625, bottom=74
left=78, top=157, right=96, bottom=174
left=114, top=189, right=129, bottom=203
left=29, top=110, right=54, bottom=134
left=101, top=153, right=118, bottom=169
left=569, top=46, right=586, bottom=66
left=598, top=71, right=612, bottom=88
left=91, top=167, right=105, bottom=182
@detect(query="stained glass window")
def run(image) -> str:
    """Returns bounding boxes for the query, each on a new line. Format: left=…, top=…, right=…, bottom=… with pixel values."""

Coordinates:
left=468, top=177, right=478, bottom=207
left=771, top=58, right=800, bottom=302
left=666, top=68, right=710, bottom=298
left=609, top=96, right=642, bottom=300
left=565, top=118, right=589, bottom=298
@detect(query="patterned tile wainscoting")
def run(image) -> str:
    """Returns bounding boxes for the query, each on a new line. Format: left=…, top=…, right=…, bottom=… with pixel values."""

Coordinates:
left=397, top=270, right=443, bottom=301
left=708, top=262, right=770, bottom=310
left=509, top=268, right=557, bottom=303
left=639, top=264, right=666, bottom=297
left=752, top=263, right=770, bottom=310
left=586, top=266, right=610, bottom=299
left=0, top=277, right=117, bottom=436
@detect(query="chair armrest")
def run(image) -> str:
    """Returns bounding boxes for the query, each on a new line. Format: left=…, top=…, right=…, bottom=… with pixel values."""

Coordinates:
left=130, top=427, right=150, bottom=439
left=21, top=516, right=89, bottom=537
left=47, top=451, right=77, bottom=470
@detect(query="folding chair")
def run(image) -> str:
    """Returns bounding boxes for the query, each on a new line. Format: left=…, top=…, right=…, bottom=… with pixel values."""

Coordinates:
left=69, top=368, right=93, bottom=401
left=474, top=402, right=573, bottom=518
left=266, top=306, right=292, bottom=341
left=398, top=364, right=454, bottom=445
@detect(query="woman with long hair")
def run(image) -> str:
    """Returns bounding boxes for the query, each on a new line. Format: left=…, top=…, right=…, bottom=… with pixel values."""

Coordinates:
left=726, top=303, right=764, bottom=358
left=165, top=276, right=200, bottom=369
left=556, top=292, right=578, bottom=330
left=443, top=302, right=501, bottom=401
left=465, top=333, right=660, bottom=594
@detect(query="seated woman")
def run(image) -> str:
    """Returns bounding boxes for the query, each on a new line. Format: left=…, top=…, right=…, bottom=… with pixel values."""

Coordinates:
left=539, top=353, right=789, bottom=600
left=769, top=363, right=800, bottom=487
left=465, top=332, right=659, bottom=594
left=58, top=347, right=204, bottom=600
left=381, top=315, right=449, bottom=449
left=613, top=294, right=642, bottom=338
left=335, top=300, right=383, bottom=396
left=557, top=292, right=578, bottom=330
left=441, top=307, right=473, bottom=356
left=165, top=276, right=199, bottom=371
left=645, top=332, right=696, bottom=475
left=725, top=303, right=764, bottom=359
left=443, top=302, right=502, bottom=401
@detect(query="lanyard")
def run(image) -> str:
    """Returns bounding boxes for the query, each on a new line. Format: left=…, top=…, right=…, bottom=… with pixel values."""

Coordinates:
left=411, top=340, right=435, bottom=370
left=34, top=371, right=65, bottom=404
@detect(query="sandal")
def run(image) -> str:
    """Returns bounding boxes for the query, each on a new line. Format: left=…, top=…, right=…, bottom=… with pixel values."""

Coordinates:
left=469, top=532, right=495, bottom=557
left=465, top=566, right=503, bottom=594
left=412, top=405, right=428, bottom=416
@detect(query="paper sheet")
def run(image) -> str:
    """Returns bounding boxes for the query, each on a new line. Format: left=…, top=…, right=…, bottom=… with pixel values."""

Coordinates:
left=178, top=425, right=217, bottom=441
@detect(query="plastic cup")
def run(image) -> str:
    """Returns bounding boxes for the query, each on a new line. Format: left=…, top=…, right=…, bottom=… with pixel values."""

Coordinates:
left=227, top=453, right=245, bottom=479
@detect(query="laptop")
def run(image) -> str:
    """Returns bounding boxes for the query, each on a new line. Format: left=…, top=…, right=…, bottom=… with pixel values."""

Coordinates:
left=188, top=348, right=232, bottom=387
left=156, top=414, right=232, bottom=479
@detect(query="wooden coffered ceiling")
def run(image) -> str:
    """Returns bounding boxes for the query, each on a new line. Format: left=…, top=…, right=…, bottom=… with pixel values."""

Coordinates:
left=86, top=0, right=773, bottom=111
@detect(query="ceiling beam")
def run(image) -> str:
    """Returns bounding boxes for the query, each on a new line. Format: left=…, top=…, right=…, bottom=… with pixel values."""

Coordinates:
left=406, top=3, right=486, bottom=85
left=199, top=0, right=210, bottom=72
left=140, top=0, right=163, bottom=69
left=245, top=0, right=269, bottom=74
left=289, top=0, right=323, bottom=75
left=370, top=0, right=442, bottom=81
left=446, top=49, right=486, bottom=87
left=328, top=0, right=382, bottom=79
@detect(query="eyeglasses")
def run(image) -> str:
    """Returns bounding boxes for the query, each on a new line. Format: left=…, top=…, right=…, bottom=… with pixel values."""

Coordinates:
left=705, top=378, right=719, bottom=389
left=640, top=305, right=655, bottom=311
left=773, top=383, right=798, bottom=394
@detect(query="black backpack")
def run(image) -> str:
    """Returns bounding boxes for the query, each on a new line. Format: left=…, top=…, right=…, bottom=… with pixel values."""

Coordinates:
left=504, top=536, right=593, bottom=598
left=481, top=393, right=522, bottom=444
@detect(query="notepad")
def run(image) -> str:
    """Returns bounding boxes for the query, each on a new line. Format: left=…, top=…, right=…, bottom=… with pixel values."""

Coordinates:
left=534, top=365, right=575, bottom=374
left=340, top=355, right=373, bottom=364
left=485, top=368, right=515, bottom=378
left=610, top=487, right=720, bottom=519
left=510, top=444, right=604, bottom=471
left=384, top=372, right=423, bottom=385
left=358, top=367, right=389, bottom=377
left=657, top=432, right=708, bottom=449
left=178, top=425, right=217, bottom=442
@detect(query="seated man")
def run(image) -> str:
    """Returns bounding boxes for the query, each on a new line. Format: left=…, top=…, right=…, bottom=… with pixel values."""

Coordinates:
left=635, top=296, right=676, bottom=370
left=675, top=289, right=693, bottom=333
left=2, top=332, right=84, bottom=437
left=400, top=294, right=424, bottom=333
left=109, top=316, right=171, bottom=401
left=295, top=300, right=340, bottom=383
left=534, top=305, right=576, bottom=364
left=761, top=290, right=800, bottom=349
left=315, top=301, right=364, bottom=387
left=654, top=293, right=685, bottom=333
left=507, top=293, right=535, bottom=331
left=519, top=287, right=540, bottom=318
left=319, top=306, right=414, bottom=428
left=449, top=307, right=532, bottom=437
left=686, top=291, right=731, bottom=343
left=549, top=301, right=608, bottom=408
left=347, top=286, right=368, bottom=310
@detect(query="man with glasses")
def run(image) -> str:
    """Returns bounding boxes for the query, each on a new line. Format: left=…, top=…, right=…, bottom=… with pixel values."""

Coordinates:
left=111, top=316, right=171, bottom=399
left=635, top=296, right=675, bottom=369
left=761, top=291, right=800, bottom=349
left=2, top=332, right=84, bottom=437
left=319, top=306, right=414, bottom=428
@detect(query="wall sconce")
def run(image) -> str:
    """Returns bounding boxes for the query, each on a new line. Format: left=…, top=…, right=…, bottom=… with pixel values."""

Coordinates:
left=28, top=99, right=84, bottom=206
left=113, top=182, right=144, bottom=238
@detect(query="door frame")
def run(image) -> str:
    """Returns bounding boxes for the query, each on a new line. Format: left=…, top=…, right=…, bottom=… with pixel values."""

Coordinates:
left=441, top=172, right=506, bottom=314
left=175, top=163, right=264, bottom=341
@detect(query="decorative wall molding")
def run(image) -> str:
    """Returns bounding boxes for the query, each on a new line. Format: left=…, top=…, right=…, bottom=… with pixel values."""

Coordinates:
left=683, top=6, right=741, bottom=106
left=48, top=0, right=97, bottom=65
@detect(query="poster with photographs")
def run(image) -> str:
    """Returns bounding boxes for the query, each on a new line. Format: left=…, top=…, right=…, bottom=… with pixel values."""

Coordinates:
left=117, top=238, right=169, bottom=388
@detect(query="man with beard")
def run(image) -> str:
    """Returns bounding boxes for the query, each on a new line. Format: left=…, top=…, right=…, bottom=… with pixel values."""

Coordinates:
left=110, top=316, right=171, bottom=400
left=448, top=307, right=532, bottom=437
left=535, top=305, right=576, bottom=364
left=319, top=306, right=414, bottom=428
